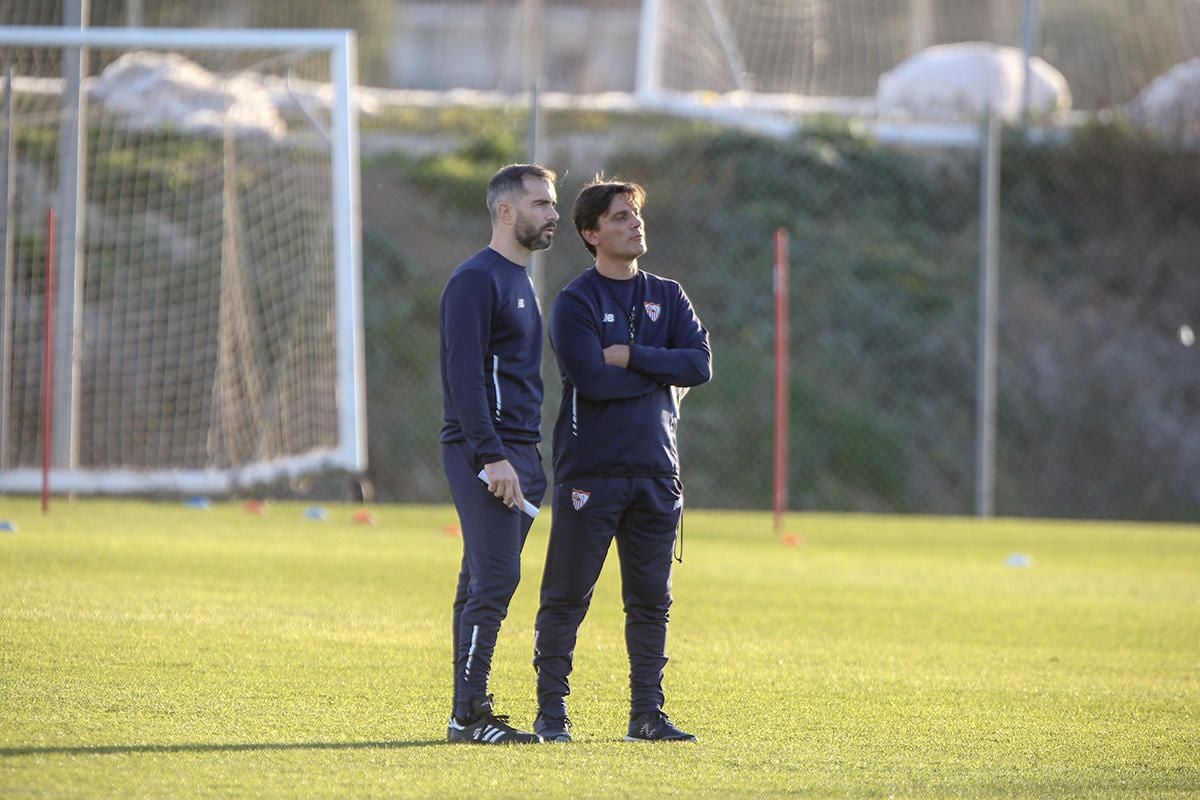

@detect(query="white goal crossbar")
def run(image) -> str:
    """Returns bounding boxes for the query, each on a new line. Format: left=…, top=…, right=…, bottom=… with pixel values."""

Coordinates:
left=0, top=27, right=365, bottom=495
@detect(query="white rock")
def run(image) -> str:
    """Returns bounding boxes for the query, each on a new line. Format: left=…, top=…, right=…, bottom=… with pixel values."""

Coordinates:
left=1127, top=57, right=1200, bottom=137
left=90, top=51, right=287, bottom=139
left=876, top=42, right=1072, bottom=123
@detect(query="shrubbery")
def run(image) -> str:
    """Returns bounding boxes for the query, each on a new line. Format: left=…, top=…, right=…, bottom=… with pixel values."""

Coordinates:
left=363, top=118, right=1200, bottom=520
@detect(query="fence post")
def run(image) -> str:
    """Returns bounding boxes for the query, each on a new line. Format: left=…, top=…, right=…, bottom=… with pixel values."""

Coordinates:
left=524, top=0, right=545, bottom=300
left=635, top=0, right=662, bottom=100
left=0, top=64, right=13, bottom=470
left=773, top=228, right=789, bottom=534
left=975, top=106, right=1001, bottom=518
left=53, top=0, right=90, bottom=471
left=1019, top=0, right=1040, bottom=128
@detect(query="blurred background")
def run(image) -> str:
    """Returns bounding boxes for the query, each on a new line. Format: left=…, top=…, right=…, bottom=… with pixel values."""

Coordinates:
left=1, top=1, right=1198, bottom=521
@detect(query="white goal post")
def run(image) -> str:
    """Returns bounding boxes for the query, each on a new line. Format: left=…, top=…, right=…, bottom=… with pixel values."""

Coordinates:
left=0, top=26, right=365, bottom=496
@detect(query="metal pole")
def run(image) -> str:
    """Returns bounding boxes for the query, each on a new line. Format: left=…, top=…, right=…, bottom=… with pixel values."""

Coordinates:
left=52, top=0, right=90, bottom=470
left=773, top=229, right=789, bottom=536
left=125, top=0, right=144, bottom=27
left=0, top=64, right=14, bottom=470
left=330, top=32, right=368, bottom=476
left=1019, top=0, right=1039, bottom=128
left=523, top=0, right=544, bottom=122
left=527, top=79, right=546, bottom=299
left=42, top=208, right=57, bottom=511
left=0, top=28, right=369, bottom=50
left=635, top=0, right=662, bottom=100
left=909, top=0, right=933, bottom=56
left=975, top=106, right=1000, bottom=518
left=524, top=0, right=545, bottom=299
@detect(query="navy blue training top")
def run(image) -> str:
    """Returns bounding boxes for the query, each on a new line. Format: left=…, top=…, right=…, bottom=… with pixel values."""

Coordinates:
left=550, top=267, right=711, bottom=481
left=439, top=248, right=543, bottom=465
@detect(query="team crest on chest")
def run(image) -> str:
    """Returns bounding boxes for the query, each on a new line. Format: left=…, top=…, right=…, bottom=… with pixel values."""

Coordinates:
left=570, top=489, right=591, bottom=510
left=643, top=301, right=661, bottom=322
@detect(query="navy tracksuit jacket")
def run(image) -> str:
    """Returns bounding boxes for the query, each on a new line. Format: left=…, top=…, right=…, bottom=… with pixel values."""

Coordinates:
left=534, top=267, right=711, bottom=717
left=439, top=247, right=546, bottom=720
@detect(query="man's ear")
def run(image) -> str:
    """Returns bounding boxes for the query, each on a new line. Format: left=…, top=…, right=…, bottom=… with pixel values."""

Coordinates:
left=582, top=228, right=600, bottom=247
left=496, top=200, right=514, bottom=226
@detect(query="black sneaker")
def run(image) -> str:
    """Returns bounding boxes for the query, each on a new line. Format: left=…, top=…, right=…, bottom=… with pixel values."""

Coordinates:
left=534, top=712, right=572, bottom=743
left=448, top=696, right=543, bottom=745
left=624, top=710, right=697, bottom=742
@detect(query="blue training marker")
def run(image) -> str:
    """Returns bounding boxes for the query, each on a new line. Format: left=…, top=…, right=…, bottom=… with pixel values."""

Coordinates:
left=304, top=506, right=328, bottom=521
left=0, top=520, right=16, bottom=533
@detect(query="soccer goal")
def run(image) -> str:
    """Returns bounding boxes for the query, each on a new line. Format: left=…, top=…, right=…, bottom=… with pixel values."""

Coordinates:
left=637, top=0, right=831, bottom=97
left=0, top=26, right=365, bottom=496
left=633, top=0, right=875, bottom=129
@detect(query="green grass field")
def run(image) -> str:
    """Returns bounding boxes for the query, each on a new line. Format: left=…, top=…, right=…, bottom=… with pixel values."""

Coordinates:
left=1, top=498, right=1197, bottom=798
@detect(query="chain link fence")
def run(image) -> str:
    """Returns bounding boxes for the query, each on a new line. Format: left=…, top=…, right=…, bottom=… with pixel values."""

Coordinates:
left=360, top=116, right=1200, bottom=521
left=2, top=1, right=1199, bottom=520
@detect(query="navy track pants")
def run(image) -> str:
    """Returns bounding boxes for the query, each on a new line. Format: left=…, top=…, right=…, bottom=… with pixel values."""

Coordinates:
left=533, top=476, right=681, bottom=718
left=443, top=440, right=546, bottom=719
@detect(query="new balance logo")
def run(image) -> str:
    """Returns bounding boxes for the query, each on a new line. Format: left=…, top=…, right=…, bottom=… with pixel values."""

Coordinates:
left=603, top=313, right=615, bottom=323
left=571, top=489, right=590, bottom=510
left=517, top=298, right=526, bottom=309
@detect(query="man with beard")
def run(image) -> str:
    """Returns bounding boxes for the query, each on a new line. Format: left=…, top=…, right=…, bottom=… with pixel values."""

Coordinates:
left=439, top=163, right=559, bottom=744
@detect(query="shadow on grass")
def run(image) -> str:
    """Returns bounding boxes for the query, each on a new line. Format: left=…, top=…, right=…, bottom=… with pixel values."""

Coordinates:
left=0, top=739, right=445, bottom=757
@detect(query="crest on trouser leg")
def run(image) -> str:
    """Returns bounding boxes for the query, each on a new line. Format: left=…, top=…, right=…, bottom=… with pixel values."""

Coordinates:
left=570, top=489, right=590, bottom=510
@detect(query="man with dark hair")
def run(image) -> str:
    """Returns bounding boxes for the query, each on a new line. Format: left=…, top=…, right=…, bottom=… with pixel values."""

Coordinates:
left=532, top=177, right=711, bottom=743
left=440, top=163, right=559, bottom=744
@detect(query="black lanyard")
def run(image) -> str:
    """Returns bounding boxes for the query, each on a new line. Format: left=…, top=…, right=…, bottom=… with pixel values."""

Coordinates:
left=595, top=271, right=644, bottom=344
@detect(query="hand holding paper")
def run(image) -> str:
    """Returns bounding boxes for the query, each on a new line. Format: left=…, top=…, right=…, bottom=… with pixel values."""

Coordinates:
left=477, top=469, right=540, bottom=518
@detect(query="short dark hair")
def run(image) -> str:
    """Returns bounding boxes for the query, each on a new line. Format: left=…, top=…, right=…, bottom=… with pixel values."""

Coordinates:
left=486, top=163, right=557, bottom=221
left=572, top=176, right=646, bottom=256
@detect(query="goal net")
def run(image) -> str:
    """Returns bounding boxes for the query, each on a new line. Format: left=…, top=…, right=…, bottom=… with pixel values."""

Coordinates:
left=643, top=0, right=830, bottom=96
left=0, top=27, right=365, bottom=496
left=635, top=0, right=884, bottom=121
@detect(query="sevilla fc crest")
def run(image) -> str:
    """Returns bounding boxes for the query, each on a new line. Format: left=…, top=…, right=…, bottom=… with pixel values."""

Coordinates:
left=570, top=489, right=590, bottom=510
left=643, top=302, right=661, bottom=322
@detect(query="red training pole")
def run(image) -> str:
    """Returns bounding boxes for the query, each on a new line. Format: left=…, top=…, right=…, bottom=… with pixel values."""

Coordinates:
left=773, top=228, right=789, bottom=536
left=41, top=207, right=56, bottom=513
